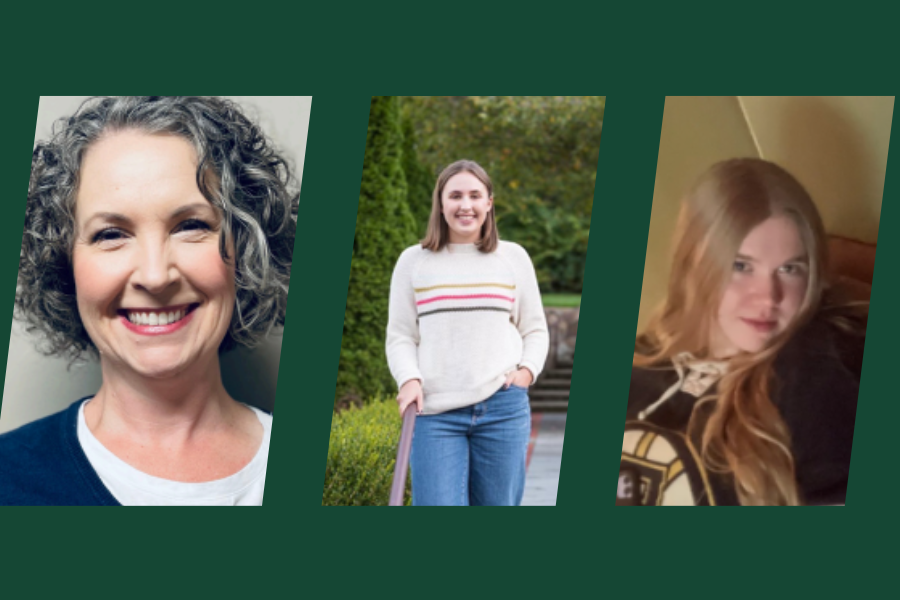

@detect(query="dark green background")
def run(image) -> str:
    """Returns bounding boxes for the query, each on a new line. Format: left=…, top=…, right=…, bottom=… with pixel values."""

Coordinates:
left=0, top=10, right=895, bottom=596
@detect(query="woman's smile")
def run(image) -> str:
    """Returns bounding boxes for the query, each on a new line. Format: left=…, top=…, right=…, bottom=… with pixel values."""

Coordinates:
left=455, top=212, right=477, bottom=226
left=119, top=303, right=199, bottom=335
left=739, top=317, right=779, bottom=334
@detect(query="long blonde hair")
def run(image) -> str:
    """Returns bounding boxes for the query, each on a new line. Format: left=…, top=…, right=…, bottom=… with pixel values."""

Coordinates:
left=635, top=158, right=829, bottom=505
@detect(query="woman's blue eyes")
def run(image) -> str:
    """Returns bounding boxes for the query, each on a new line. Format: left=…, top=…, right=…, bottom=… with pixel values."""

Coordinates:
left=733, top=260, right=751, bottom=273
left=91, top=219, right=212, bottom=244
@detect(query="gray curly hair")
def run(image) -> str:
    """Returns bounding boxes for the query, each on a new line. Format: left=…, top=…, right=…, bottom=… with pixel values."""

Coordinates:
left=19, top=96, right=299, bottom=358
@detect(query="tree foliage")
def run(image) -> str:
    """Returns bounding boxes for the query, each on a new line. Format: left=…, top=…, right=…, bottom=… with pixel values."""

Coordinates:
left=401, top=96, right=603, bottom=293
left=336, top=97, right=417, bottom=404
left=400, top=112, right=435, bottom=237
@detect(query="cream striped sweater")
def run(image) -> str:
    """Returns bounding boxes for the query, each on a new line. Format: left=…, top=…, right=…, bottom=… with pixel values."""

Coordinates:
left=386, top=241, right=549, bottom=414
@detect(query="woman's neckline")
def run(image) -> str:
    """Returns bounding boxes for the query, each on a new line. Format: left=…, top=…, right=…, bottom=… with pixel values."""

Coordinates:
left=446, top=243, right=481, bottom=254
left=77, top=399, right=270, bottom=496
left=80, top=397, right=268, bottom=485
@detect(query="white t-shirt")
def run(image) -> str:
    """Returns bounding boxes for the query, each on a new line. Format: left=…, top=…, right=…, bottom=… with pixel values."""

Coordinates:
left=77, top=401, right=271, bottom=506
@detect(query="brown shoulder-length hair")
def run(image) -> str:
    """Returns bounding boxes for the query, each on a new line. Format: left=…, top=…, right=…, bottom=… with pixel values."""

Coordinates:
left=636, top=158, right=832, bottom=506
left=421, top=159, right=499, bottom=253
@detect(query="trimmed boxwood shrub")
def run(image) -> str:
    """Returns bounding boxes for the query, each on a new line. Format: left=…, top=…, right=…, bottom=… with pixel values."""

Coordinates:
left=322, top=399, right=412, bottom=506
left=336, top=96, right=418, bottom=405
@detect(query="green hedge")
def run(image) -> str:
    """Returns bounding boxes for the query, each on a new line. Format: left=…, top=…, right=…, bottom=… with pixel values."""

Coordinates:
left=322, top=399, right=412, bottom=506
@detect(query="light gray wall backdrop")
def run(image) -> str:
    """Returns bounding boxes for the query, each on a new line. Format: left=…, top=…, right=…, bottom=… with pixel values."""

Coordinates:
left=0, top=96, right=311, bottom=433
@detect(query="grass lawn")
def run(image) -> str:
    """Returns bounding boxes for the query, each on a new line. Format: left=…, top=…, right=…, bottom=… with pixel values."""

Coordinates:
left=542, top=293, right=581, bottom=308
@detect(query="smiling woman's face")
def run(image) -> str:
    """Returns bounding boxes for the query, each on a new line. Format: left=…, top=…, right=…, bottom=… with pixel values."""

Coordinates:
left=441, top=171, right=492, bottom=244
left=711, top=215, right=809, bottom=358
left=73, top=130, right=236, bottom=379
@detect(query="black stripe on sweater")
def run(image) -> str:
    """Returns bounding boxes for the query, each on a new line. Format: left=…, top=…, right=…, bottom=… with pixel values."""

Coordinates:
left=418, top=306, right=511, bottom=319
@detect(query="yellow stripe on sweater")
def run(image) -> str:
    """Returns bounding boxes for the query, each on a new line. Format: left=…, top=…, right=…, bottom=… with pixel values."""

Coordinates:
left=414, top=282, right=516, bottom=293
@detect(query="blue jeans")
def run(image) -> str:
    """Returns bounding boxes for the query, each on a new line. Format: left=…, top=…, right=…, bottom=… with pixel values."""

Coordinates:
left=410, top=385, right=531, bottom=506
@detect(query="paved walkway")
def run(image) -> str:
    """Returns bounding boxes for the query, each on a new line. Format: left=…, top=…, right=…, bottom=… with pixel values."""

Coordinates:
left=522, top=412, right=566, bottom=506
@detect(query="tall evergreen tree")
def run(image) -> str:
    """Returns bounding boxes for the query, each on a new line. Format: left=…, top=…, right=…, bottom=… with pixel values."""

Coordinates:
left=336, top=96, right=417, bottom=404
left=400, top=110, right=435, bottom=237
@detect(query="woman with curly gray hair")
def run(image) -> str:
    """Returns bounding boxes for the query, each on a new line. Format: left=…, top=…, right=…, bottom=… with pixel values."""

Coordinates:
left=0, top=96, right=298, bottom=505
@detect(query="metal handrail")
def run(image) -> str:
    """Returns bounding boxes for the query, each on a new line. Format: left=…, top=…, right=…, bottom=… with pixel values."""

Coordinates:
left=389, top=406, right=417, bottom=506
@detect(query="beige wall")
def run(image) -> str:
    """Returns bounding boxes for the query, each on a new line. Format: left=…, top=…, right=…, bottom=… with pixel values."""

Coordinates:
left=637, top=96, right=893, bottom=333
left=739, top=96, right=891, bottom=244
left=638, top=97, right=759, bottom=332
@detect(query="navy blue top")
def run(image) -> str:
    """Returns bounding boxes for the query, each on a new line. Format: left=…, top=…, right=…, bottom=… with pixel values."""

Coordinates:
left=0, top=398, right=120, bottom=506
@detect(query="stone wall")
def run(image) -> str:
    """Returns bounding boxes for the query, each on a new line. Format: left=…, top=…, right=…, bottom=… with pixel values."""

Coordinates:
left=543, top=307, right=578, bottom=373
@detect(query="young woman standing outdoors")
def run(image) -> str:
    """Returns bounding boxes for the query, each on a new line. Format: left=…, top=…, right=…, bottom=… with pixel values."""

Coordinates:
left=387, top=160, right=549, bottom=506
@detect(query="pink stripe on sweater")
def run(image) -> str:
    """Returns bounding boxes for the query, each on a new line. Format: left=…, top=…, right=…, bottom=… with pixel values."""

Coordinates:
left=417, top=294, right=516, bottom=306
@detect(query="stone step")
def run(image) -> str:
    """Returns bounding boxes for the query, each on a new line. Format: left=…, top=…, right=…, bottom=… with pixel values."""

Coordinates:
left=535, top=378, right=571, bottom=390
left=530, top=399, right=569, bottom=412
left=547, top=368, right=573, bottom=378
left=530, top=389, right=570, bottom=400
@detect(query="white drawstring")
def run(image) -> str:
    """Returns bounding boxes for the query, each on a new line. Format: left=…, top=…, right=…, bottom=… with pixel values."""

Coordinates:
left=637, top=352, right=728, bottom=421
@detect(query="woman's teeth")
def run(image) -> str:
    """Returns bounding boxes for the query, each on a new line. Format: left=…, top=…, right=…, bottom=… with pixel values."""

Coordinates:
left=126, top=308, right=187, bottom=326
